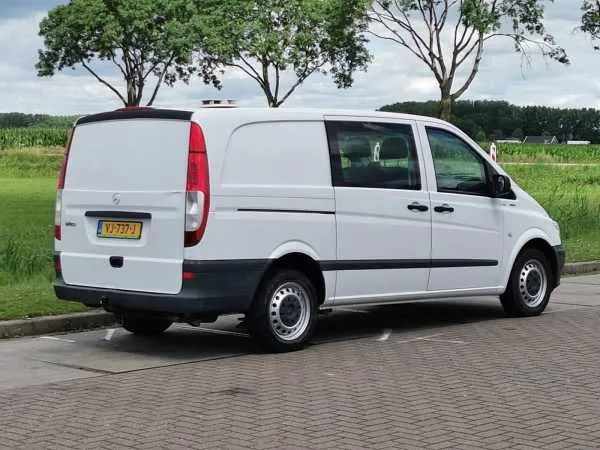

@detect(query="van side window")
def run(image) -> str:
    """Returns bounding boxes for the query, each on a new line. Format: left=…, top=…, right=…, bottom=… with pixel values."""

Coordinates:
left=325, top=121, right=421, bottom=190
left=426, top=127, right=490, bottom=196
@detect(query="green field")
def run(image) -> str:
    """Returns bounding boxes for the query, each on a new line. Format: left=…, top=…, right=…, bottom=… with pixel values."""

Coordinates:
left=504, top=164, right=600, bottom=262
left=0, top=177, right=86, bottom=320
left=0, top=144, right=599, bottom=320
left=488, top=143, right=600, bottom=163
left=0, top=128, right=69, bottom=150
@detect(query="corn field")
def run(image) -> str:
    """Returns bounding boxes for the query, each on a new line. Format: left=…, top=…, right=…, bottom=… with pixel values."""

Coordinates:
left=490, top=143, right=600, bottom=163
left=0, top=128, right=69, bottom=150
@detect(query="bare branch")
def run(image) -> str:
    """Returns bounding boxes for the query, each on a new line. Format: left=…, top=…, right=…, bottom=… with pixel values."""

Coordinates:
left=430, top=1, right=447, bottom=78
left=370, top=1, right=444, bottom=83
left=226, top=62, right=266, bottom=91
left=451, top=37, right=484, bottom=100
left=110, top=54, right=127, bottom=79
left=261, top=56, right=272, bottom=104
left=81, top=60, right=126, bottom=105
left=484, top=33, right=561, bottom=66
left=276, top=66, right=320, bottom=106
left=236, top=54, right=264, bottom=84
left=455, top=35, right=482, bottom=67
left=147, top=55, right=175, bottom=106
left=142, top=60, right=163, bottom=81
left=367, top=29, right=435, bottom=72
left=274, top=65, right=280, bottom=103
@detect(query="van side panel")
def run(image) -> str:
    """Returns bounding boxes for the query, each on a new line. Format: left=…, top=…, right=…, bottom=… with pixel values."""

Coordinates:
left=186, top=120, right=337, bottom=301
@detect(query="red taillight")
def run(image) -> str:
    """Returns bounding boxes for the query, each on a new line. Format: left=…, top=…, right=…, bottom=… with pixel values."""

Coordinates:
left=55, top=128, right=74, bottom=240
left=183, top=271, right=195, bottom=280
left=54, top=255, right=62, bottom=275
left=58, top=128, right=74, bottom=190
left=185, top=122, right=210, bottom=247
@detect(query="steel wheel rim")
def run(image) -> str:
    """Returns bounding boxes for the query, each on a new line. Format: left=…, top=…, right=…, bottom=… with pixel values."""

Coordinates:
left=269, top=282, right=311, bottom=341
left=519, top=259, right=547, bottom=308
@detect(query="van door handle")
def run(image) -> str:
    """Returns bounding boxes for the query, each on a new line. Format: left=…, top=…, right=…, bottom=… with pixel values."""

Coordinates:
left=407, top=202, right=429, bottom=212
left=434, top=204, right=454, bottom=213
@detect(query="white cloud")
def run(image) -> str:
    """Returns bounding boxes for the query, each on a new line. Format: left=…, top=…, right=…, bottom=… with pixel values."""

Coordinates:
left=0, top=2, right=599, bottom=114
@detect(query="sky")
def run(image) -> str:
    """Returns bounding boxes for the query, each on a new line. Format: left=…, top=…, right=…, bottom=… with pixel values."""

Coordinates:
left=0, top=0, right=598, bottom=114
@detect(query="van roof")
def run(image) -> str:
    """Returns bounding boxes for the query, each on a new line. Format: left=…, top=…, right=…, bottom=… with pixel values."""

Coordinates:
left=189, top=106, right=446, bottom=125
left=75, top=106, right=448, bottom=128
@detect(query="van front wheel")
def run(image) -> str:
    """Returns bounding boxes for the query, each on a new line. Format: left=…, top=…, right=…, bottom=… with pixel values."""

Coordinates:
left=249, top=270, right=318, bottom=353
left=501, top=248, right=553, bottom=317
left=121, top=312, right=172, bottom=335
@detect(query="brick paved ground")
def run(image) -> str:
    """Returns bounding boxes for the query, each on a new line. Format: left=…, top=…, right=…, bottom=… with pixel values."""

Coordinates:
left=1, top=300, right=600, bottom=450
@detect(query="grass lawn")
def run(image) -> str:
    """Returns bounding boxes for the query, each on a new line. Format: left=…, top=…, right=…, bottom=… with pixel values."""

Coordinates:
left=0, top=277, right=86, bottom=320
left=503, top=164, right=600, bottom=262
left=0, top=146, right=599, bottom=321
left=0, top=177, right=87, bottom=320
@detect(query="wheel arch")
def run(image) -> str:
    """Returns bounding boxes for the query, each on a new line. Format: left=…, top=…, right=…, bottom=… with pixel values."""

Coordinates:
left=255, top=251, right=327, bottom=306
left=504, top=230, right=560, bottom=290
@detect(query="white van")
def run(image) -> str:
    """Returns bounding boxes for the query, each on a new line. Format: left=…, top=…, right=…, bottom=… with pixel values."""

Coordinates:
left=54, top=107, right=565, bottom=352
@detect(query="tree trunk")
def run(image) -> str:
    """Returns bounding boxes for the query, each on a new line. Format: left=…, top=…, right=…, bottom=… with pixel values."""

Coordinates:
left=126, top=79, right=139, bottom=107
left=439, top=92, right=452, bottom=122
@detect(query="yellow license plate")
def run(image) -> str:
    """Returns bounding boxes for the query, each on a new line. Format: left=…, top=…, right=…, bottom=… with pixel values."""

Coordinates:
left=97, top=220, right=142, bottom=240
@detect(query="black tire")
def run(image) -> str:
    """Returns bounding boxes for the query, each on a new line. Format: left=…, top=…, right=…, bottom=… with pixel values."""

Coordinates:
left=121, top=312, right=172, bottom=335
left=501, top=248, right=554, bottom=317
left=248, top=269, right=318, bottom=353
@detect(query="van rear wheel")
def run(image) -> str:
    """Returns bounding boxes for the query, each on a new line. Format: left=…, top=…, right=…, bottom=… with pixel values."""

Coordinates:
left=249, top=269, right=317, bottom=353
left=501, top=248, right=553, bottom=317
left=121, top=312, right=172, bottom=335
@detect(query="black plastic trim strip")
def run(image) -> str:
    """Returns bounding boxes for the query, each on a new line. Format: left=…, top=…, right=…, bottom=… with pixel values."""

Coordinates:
left=320, top=259, right=498, bottom=271
left=430, top=259, right=498, bottom=268
left=182, top=258, right=498, bottom=273
left=85, top=211, right=151, bottom=219
left=237, top=208, right=335, bottom=215
left=77, top=108, right=193, bottom=125
left=183, top=259, right=269, bottom=273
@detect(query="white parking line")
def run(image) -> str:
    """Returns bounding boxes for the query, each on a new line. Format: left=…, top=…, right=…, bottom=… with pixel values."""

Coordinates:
left=544, top=306, right=589, bottom=314
left=420, top=337, right=467, bottom=345
left=376, top=329, right=392, bottom=341
left=397, top=333, right=443, bottom=344
left=395, top=333, right=468, bottom=345
left=39, top=336, right=76, bottom=343
left=104, top=329, right=117, bottom=341
left=338, top=307, right=370, bottom=314
left=196, top=327, right=250, bottom=338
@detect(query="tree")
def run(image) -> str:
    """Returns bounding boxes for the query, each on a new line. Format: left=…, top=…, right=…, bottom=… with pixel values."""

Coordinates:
left=197, top=0, right=371, bottom=107
left=368, top=1, right=569, bottom=121
left=379, top=99, right=600, bottom=143
left=512, top=127, right=524, bottom=140
left=36, top=0, right=220, bottom=107
left=581, top=0, right=600, bottom=47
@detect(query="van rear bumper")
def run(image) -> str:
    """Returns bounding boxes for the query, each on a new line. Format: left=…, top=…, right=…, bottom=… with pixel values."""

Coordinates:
left=54, top=259, right=268, bottom=317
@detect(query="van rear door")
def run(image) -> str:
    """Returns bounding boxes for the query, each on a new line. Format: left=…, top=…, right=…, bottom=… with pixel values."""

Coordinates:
left=58, top=110, right=192, bottom=294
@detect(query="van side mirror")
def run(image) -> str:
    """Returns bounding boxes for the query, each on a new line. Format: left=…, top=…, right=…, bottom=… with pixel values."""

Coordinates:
left=492, top=174, right=511, bottom=197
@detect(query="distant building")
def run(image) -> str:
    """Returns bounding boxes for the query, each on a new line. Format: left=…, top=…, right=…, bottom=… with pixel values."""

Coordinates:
left=522, top=136, right=558, bottom=144
left=497, top=139, right=521, bottom=144
left=567, top=140, right=590, bottom=145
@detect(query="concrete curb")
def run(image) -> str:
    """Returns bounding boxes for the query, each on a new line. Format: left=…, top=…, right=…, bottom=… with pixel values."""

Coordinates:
left=0, top=310, right=116, bottom=339
left=0, top=261, right=597, bottom=340
left=563, top=261, right=600, bottom=276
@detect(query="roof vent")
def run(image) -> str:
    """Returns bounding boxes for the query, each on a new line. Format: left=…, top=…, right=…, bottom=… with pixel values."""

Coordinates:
left=200, top=100, right=237, bottom=108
